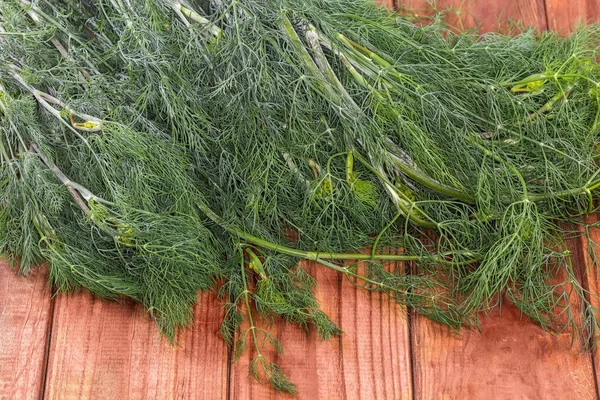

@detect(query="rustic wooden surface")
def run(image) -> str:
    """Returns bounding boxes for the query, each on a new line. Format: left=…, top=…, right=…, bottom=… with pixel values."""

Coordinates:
left=579, top=213, right=600, bottom=396
left=2, top=0, right=600, bottom=399
left=545, top=0, right=600, bottom=33
left=43, top=290, right=228, bottom=400
left=229, top=261, right=413, bottom=400
left=400, top=0, right=548, bottom=32
left=0, top=264, right=53, bottom=400
left=412, top=232, right=598, bottom=400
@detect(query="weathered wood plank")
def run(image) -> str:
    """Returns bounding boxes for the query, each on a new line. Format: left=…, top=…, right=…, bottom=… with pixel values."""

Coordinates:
left=546, top=0, right=600, bottom=389
left=411, top=304, right=597, bottom=399
left=230, top=261, right=413, bottom=399
left=397, top=0, right=547, bottom=32
left=44, top=289, right=228, bottom=400
left=0, top=262, right=54, bottom=400
left=578, top=213, right=600, bottom=395
left=411, top=232, right=597, bottom=400
left=545, top=0, right=600, bottom=33
left=379, top=0, right=394, bottom=9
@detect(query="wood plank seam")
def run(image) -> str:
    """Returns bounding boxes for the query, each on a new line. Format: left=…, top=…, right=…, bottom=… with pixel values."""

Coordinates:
left=39, top=289, right=56, bottom=400
left=225, top=290, right=233, bottom=400
left=406, top=260, right=417, bottom=400
left=576, top=225, right=600, bottom=400
left=542, top=0, right=551, bottom=30
left=580, top=268, right=600, bottom=400
left=337, top=272, right=348, bottom=400
left=0, top=263, right=56, bottom=400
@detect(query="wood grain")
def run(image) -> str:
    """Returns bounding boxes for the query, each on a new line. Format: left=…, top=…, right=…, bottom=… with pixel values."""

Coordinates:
left=230, top=261, right=413, bottom=399
left=44, top=289, right=229, bottom=400
left=397, top=0, right=547, bottom=32
left=578, top=213, right=600, bottom=395
left=379, top=0, right=394, bottom=9
left=545, top=0, right=600, bottom=33
left=0, top=262, right=54, bottom=400
left=411, top=233, right=597, bottom=400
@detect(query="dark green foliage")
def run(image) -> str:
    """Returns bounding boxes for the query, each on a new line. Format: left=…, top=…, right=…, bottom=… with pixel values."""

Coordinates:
left=3, top=0, right=600, bottom=393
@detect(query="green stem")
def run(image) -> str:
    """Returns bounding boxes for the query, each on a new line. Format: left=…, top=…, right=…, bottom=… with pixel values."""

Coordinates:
left=30, top=143, right=91, bottom=213
left=472, top=138, right=600, bottom=203
left=0, top=136, right=13, bottom=171
left=345, top=152, right=354, bottom=183
left=388, top=155, right=475, bottom=203
left=173, top=2, right=222, bottom=36
left=470, top=137, right=528, bottom=199
left=352, top=152, right=439, bottom=228
left=527, top=177, right=600, bottom=202
left=592, top=96, right=600, bottom=132
left=324, top=36, right=474, bottom=204
left=196, top=202, right=480, bottom=265
left=238, top=254, right=264, bottom=364
left=305, top=25, right=359, bottom=111
left=370, top=211, right=402, bottom=260
left=279, top=16, right=343, bottom=108
left=501, top=73, right=598, bottom=88
left=337, top=34, right=396, bottom=71
left=10, top=70, right=102, bottom=131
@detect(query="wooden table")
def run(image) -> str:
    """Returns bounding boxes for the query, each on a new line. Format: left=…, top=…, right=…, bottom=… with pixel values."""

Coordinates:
left=2, top=1, right=600, bottom=398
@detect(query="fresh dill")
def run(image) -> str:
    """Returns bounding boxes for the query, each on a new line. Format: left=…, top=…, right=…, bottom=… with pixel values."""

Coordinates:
left=2, top=0, right=600, bottom=393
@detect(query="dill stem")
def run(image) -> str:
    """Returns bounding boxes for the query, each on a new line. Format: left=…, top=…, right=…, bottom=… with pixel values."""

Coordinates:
left=0, top=137, right=13, bottom=170
left=387, top=154, right=475, bottom=203
left=312, top=258, right=446, bottom=301
left=337, top=34, right=393, bottom=68
left=197, top=202, right=479, bottom=265
left=470, top=137, right=528, bottom=199
left=10, top=70, right=103, bottom=132
left=351, top=152, right=439, bottom=228
left=527, top=178, right=600, bottom=202
left=279, top=16, right=346, bottom=110
left=501, top=73, right=599, bottom=88
left=323, top=35, right=474, bottom=204
left=239, top=255, right=262, bottom=359
left=30, top=143, right=91, bottom=213
left=370, top=211, right=402, bottom=260
left=0, top=93, right=10, bottom=165
left=592, top=96, right=600, bottom=132
left=173, top=2, right=221, bottom=36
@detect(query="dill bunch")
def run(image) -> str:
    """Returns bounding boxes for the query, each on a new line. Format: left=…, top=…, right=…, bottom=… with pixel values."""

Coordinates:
left=2, top=0, right=600, bottom=392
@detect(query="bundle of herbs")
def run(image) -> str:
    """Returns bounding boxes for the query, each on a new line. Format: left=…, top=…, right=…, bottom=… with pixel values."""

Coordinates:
left=2, top=0, right=600, bottom=392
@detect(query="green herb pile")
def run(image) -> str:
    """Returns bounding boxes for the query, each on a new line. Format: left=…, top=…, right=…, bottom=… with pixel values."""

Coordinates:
left=2, top=0, right=600, bottom=392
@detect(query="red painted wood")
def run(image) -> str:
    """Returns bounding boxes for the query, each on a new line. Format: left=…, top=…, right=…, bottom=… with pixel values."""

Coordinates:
left=411, top=231, right=597, bottom=399
left=0, top=262, right=54, bottom=400
left=379, top=0, right=395, bottom=9
left=44, top=290, right=229, bottom=400
left=578, top=213, right=600, bottom=394
left=397, top=0, right=547, bottom=32
left=546, top=0, right=600, bottom=33
left=229, top=261, right=413, bottom=399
